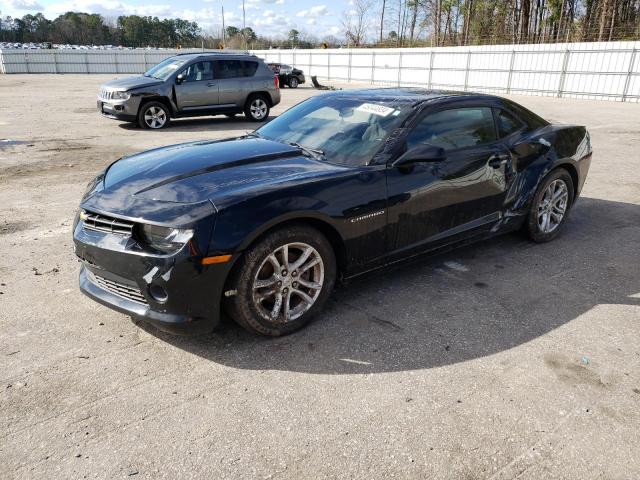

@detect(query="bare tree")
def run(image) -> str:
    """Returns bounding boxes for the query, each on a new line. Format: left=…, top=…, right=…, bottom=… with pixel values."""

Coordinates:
left=408, top=0, right=420, bottom=43
left=343, top=0, right=373, bottom=46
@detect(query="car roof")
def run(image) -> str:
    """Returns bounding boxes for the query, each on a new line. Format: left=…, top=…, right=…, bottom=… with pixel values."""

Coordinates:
left=324, top=87, right=503, bottom=107
left=171, top=51, right=259, bottom=61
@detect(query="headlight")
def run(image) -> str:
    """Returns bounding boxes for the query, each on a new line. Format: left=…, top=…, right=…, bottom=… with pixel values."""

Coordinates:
left=82, top=173, right=103, bottom=200
left=139, top=224, right=193, bottom=253
left=111, top=91, right=130, bottom=100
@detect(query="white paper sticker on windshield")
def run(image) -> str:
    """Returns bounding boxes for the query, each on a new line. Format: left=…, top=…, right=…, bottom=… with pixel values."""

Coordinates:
left=356, top=103, right=396, bottom=117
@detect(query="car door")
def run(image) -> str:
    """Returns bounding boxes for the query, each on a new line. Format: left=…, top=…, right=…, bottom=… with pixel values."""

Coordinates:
left=174, top=61, right=218, bottom=110
left=386, top=105, right=515, bottom=256
left=214, top=59, right=257, bottom=108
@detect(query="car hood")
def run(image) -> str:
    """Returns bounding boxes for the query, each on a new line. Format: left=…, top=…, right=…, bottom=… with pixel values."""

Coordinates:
left=101, top=75, right=163, bottom=91
left=81, top=137, right=351, bottom=223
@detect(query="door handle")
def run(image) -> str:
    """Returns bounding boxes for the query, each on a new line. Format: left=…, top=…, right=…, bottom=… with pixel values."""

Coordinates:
left=488, top=154, right=509, bottom=168
left=207, top=82, right=216, bottom=87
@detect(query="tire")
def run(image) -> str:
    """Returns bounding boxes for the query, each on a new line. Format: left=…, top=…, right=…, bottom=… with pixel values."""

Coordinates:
left=525, top=168, right=574, bottom=243
left=224, top=225, right=337, bottom=336
left=138, top=101, right=170, bottom=129
left=244, top=94, right=270, bottom=122
left=288, top=77, right=299, bottom=88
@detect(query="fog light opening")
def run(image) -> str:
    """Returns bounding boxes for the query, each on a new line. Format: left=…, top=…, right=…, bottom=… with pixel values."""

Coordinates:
left=149, top=284, right=168, bottom=303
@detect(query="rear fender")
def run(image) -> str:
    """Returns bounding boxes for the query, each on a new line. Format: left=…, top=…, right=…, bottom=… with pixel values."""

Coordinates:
left=504, top=124, right=591, bottom=217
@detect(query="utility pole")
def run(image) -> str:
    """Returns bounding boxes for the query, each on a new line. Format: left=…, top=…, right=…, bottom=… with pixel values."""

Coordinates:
left=221, top=3, right=226, bottom=48
left=242, top=0, right=246, bottom=50
left=379, top=0, right=386, bottom=43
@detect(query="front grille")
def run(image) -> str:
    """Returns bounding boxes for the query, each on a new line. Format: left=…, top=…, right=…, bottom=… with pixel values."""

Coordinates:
left=82, top=211, right=134, bottom=236
left=99, top=89, right=113, bottom=100
left=87, top=270, right=148, bottom=305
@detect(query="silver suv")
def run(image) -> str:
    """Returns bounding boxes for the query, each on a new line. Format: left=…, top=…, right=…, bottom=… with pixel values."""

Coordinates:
left=97, top=52, right=281, bottom=129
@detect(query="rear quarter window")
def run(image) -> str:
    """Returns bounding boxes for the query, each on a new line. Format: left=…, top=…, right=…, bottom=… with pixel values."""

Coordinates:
left=504, top=100, right=549, bottom=130
left=243, top=61, right=258, bottom=77
left=495, top=108, right=524, bottom=138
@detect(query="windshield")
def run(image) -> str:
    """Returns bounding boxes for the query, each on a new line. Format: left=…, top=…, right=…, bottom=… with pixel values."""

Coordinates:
left=144, top=57, right=189, bottom=81
left=256, top=96, right=412, bottom=166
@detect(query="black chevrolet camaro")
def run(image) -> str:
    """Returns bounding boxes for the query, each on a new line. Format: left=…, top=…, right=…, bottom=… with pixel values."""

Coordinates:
left=74, top=88, right=592, bottom=336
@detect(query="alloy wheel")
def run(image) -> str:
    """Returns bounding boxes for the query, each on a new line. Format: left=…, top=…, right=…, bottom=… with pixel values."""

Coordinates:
left=252, top=242, right=324, bottom=323
left=144, top=106, right=167, bottom=129
left=537, top=179, right=569, bottom=233
left=250, top=98, right=268, bottom=120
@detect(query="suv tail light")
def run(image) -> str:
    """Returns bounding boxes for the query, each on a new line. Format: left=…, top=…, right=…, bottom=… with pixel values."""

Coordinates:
left=274, top=75, right=279, bottom=89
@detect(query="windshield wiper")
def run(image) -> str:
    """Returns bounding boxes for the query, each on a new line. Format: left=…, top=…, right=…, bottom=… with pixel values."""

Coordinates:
left=247, top=134, right=325, bottom=160
left=288, top=142, right=325, bottom=161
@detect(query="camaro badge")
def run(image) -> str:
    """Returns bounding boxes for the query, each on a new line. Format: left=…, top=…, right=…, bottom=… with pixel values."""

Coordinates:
left=350, top=210, right=386, bottom=223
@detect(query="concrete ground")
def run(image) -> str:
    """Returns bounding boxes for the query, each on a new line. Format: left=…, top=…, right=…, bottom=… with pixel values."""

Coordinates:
left=0, top=74, right=639, bottom=479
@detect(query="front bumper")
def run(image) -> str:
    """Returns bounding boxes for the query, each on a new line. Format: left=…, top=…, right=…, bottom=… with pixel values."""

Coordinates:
left=75, top=221, right=232, bottom=335
left=97, top=96, right=140, bottom=123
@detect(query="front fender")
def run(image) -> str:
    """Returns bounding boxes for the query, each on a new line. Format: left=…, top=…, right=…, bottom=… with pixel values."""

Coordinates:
left=130, top=83, right=176, bottom=114
left=209, top=194, right=338, bottom=255
left=236, top=210, right=342, bottom=252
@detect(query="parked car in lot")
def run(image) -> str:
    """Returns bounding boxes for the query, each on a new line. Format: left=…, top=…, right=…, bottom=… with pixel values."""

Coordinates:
left=75, top=88, right=592, bottom=336
left=97, top=52, right=280, bottom=128
left=268, top=63, right=305, bottom=88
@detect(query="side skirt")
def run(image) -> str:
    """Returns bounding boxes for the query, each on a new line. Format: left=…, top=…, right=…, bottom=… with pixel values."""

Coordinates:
left=341, top=212, right=522, bottom=283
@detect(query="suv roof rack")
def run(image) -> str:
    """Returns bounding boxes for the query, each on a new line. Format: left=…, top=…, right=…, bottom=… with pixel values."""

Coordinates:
left=171, top=50, right=254, bottom=57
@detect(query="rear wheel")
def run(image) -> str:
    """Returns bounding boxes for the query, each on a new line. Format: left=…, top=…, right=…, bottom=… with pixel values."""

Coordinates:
left=244, top=94, right=270, bottom=122
left=525, top=169, right=574, bottom=242
left=225, top=225, right=336, bottom=336
left=288, top=77, right=299, bottom=88
left=138, top=101, right=170, bottom=129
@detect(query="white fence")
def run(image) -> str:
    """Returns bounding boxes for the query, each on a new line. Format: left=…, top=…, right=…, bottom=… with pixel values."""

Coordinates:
left=0, top=48, right=192, bottom=74
left=1, top=41, right=639, bottom=102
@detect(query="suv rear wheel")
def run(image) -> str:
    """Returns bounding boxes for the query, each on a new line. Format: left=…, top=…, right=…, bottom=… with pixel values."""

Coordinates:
left=138, top=101, right=170, bottom=129
left=244, top=94, right=270, bottom=122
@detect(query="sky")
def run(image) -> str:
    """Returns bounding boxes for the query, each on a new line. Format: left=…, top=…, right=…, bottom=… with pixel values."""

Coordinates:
left=0, top=0, right=351, bottom=39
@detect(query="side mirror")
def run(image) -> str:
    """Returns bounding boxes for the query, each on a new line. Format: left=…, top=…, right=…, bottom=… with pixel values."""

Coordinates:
left=393, top=144, right=446, bottom=167
left=176, top=73, right=185, bottom=85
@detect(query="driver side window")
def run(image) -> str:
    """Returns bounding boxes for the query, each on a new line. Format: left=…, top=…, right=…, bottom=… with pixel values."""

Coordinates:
left=181, top=61, right=213, bottom=82
left=407, top=107, right=497, bottom=151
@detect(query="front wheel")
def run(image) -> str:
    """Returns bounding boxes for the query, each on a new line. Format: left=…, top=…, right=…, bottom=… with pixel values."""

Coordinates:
left=138, top=101, right=170, bottom=129
left=224, top=225, right=336, bottom=336
left=525, top=169, right=574, bottom=242
left=288, top=77, right=299, bottom=88
left=244, top=95, right=270, bottom=122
